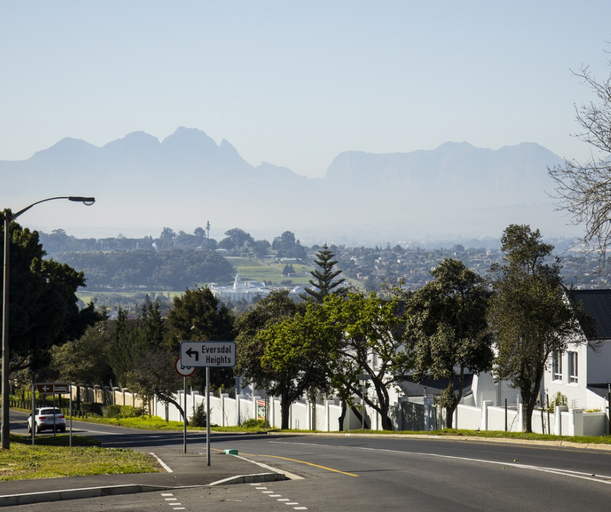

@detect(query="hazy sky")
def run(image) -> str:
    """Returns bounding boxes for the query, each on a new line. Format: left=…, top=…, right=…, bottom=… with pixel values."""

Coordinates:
left=1, top=1, right=610, bottom=178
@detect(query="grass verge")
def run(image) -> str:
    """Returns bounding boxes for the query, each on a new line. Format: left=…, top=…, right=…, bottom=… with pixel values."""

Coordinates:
left=73, top=414, right=275, bottom=433
left=0, top=434, right=160, bottom=481
left=68, top=414, right=611, bottom=445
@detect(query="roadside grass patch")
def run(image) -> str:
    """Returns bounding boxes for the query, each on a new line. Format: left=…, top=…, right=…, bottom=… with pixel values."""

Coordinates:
left=341, top=428, right=611, bottom=445
left=0, top=435, right=159, bottom=481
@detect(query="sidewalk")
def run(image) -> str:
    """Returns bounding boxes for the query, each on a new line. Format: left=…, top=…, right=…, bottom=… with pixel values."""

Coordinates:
left=0, top=447, right=287, bottom=507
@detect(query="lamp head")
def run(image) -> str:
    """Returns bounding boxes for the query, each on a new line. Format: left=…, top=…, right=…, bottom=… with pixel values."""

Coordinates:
left=69, top=196, right=95, bottom=206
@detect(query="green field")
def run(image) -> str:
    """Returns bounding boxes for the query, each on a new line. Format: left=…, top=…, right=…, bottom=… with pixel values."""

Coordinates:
left=226, top=257, right=313, bottom=285
left=76, top=258, right=314, bottom=306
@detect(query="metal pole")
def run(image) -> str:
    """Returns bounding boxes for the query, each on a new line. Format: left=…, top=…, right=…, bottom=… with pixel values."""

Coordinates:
left=2, top=214, right=11, bottom=449
left=505, top=398, right=508, bottom=432
left=31, top=373, right=35, bottom=445
left=183, top=376, right=187, bottom=454
left=69, top=385, right=73, bottom=447
left=236, top=376, right=241, bottom=427
left=206, top=367, right=211, bottom=466
left=1, top=197, right=94, bottom=450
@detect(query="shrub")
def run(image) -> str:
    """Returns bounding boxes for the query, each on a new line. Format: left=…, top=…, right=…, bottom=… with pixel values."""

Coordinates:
left=189, top=403, right=207, bottom=427
left=107, top=405, right=123, bottom=418
left=242, top=418, right=266, bottom=429
left=105, top=404, right=145, bottom=418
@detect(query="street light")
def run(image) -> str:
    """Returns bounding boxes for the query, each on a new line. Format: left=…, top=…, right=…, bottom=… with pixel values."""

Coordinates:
left=2, top=196, right=95, bottom=449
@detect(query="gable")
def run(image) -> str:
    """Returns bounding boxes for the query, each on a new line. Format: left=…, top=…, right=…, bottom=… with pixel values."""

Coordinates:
left=569, top=289, right=611, bottom=339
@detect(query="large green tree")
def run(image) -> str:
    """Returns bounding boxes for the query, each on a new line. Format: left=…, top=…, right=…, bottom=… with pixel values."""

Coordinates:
left=234, top=290, right=303, bottom=427
left=488, top=225, right=594, bottom=432
left=405, top=259, right=493, bottom=428
left=258, top=304, right=334, bottom=428
left=167, top=286, right=235, bottom=392
left=1, top=213, right=100, bottom=374
left=303, top=245, right=348, bottom=303
left=324, top=290, right=412, bottom=431
left=50, top=320, right=114, bottom=409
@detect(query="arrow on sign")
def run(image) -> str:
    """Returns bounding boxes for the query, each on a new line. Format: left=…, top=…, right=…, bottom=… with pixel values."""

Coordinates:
left=42, top=385, right=50, bottom=392
left=186, top=347, right=199, bottom=361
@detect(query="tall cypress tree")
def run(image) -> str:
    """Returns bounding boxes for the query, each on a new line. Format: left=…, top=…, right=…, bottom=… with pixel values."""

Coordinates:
left=303, top=245, right=348, bottom=303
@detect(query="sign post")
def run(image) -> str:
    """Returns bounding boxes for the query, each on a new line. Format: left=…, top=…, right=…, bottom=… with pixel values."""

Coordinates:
left=180, top=342, right=236, bottom=466
left=174, top=358, right=195, bottom=453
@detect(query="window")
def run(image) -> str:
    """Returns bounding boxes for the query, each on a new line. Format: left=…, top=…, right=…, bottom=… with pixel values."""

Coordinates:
left=552, top=352, right=562, bottom=381
left=568, top=351, right=578, bottom=384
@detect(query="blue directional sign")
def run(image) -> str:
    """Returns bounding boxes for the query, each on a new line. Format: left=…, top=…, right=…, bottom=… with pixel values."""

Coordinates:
left=180, top=341, right=236, bottom=368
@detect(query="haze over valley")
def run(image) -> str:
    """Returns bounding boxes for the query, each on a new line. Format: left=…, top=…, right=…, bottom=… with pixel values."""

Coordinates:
left=0, top=127, right=574, bottom=246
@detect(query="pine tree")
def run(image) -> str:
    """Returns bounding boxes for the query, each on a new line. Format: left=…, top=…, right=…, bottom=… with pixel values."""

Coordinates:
left=303, top=245, right=347, bottom=303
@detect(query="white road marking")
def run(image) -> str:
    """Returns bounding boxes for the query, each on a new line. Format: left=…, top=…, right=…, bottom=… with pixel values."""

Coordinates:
left=150, top=452, right=173, bottom=473
left=271, top=440, right=611, bottom=485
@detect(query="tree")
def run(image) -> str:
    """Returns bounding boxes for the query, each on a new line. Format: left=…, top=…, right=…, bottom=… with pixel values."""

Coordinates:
left=224, top=228, right=254, bottom=249
left=488, top=225, right=593, bottom=432
left=303, top=245, right=348, bottom=303
left=281, top=263, right=295, bottom=276
left=167, top=286, right=235, bottom=391
left=0, top=212, right=101, bottom=375
left=258, top=305, right=334, bottom=429
left=234, top=290, right=303, bottom=427
left=109, top=302, right=168, bottom=388
left=405, top=259, right=493, bottom=428
left=50, top=320, right=114, bottom=410
left=324, top=290, right=412, bottom=431
left=252, top=240, right=270, bottom=259
left=548, top=57, right=611, bottom=259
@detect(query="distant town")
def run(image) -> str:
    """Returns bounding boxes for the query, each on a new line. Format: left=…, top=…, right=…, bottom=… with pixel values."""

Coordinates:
left=38, top=226, right=611, bottom=313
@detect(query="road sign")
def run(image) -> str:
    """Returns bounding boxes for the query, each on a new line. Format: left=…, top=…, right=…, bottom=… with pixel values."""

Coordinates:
left=174, top=357, right=196, bottom=377
left=180, top=341, right=236, bottom=368
left=36, top=382, right=70, bottom=394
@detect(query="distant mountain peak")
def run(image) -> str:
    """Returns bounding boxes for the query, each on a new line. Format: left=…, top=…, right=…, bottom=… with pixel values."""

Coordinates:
left=30, top=137, right=98, bottom=162
left=162, top=126, right=217, bottom=150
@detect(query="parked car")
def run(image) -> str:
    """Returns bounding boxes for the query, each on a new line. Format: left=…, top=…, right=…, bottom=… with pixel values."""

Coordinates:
left=27, top=407, right=66, bottom=433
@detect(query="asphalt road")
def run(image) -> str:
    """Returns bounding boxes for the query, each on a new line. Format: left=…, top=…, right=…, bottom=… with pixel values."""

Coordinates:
left=6, top=409, right=611, bottom=511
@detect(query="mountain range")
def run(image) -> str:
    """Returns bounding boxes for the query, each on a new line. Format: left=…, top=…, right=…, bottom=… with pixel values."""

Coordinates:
left=0, top=127, right=577, bottom=244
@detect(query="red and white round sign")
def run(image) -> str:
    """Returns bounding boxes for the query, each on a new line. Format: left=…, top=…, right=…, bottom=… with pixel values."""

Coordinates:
left=175, top=357, right=196, bottom=377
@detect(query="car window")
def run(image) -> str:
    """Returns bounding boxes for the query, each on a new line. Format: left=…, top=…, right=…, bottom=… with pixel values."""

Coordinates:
left=40, top=408, right=62, bottom=415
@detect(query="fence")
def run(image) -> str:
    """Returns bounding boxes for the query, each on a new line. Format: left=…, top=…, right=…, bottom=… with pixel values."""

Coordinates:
left=23, top=384, right=608, bottom=436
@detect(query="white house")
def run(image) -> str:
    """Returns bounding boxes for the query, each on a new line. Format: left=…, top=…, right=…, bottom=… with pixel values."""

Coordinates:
left=208, top=274, right=271, bottom=303
left=543, top=289, right=611, bottom=412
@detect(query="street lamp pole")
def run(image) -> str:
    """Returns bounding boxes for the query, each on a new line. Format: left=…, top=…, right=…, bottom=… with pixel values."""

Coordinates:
left=2, top=196, right=95, bottom=449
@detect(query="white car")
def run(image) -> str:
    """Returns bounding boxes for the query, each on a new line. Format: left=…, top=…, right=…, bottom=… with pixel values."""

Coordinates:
left=27, top=407, right=66, bottom=433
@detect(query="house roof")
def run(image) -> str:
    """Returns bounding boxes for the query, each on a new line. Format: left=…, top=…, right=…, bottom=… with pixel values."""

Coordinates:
left=398, top=375, right=473, bottom=397
left=569, top=289, right=611, bottom=339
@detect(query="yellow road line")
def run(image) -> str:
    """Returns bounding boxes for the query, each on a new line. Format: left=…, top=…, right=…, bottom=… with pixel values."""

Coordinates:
left=215, top=448, right=359, bottom=477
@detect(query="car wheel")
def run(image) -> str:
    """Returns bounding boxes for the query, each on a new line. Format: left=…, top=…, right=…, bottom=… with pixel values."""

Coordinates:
left=35, top=424, right=41, bottom=434
left=60, top=426, right=66, bottom=433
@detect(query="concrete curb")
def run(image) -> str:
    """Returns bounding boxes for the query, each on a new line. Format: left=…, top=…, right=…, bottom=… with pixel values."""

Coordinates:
left=209, top=472, right=287, bottom=486
left=0, top=484, right=172, bottom=508
left=0, top=454, right=291, bottom=507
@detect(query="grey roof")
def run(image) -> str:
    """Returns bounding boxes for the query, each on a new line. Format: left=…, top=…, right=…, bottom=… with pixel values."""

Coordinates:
left=569, top=289, right=611, bottom=339
left=398, top=375, right=473, bottom=397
